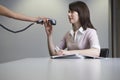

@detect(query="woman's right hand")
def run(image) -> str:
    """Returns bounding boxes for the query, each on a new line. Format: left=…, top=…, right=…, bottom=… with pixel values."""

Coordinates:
left=43, top=18, right=53, bottom=37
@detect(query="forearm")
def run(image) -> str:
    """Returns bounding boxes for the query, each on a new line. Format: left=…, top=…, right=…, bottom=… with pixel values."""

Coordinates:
left=10, top=13, right=38, bottom=22
left=47, top=35, right=56, bottom=56
left=68, top=48, right=100, bottom=57
left=0, top=5, right=38, bottom=22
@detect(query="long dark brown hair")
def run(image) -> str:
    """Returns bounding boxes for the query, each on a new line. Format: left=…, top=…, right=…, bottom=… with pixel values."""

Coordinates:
left=69, top=1, right=95, bottom=30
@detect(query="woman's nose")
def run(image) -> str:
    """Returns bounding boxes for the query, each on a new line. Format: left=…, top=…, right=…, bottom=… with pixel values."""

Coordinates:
left=68, top=12, right=72, bottom=17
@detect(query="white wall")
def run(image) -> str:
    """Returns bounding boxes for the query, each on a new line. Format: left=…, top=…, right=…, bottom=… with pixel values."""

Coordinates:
left=0, top=0, right=109, bottom=62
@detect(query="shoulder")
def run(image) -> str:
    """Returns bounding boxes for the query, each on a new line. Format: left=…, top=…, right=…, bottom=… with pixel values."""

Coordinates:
left=64, top=30, right=71, bottom=36
left=85, top=28, right=97, bottom=34
left=86, top=28, right=96, bottom=32
left=63, top=30, right=72, bottom=39
left=84, top=28, right=98, bottom=37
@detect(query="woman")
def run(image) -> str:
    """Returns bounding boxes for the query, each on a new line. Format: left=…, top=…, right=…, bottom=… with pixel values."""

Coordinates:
left=0, top=5, right=39, bottom=22
left=44, top=1, right=100, bottom=57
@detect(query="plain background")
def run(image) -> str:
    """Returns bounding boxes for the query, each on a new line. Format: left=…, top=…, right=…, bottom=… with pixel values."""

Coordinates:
left=0, top=0, right=109, bottom=63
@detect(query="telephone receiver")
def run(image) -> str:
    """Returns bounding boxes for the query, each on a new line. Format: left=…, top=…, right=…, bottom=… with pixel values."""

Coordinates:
left=36, top=19, right=56, bottom=25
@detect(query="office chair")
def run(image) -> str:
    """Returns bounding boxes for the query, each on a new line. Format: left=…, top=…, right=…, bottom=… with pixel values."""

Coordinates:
left=100, top=48, right=109, bottom=57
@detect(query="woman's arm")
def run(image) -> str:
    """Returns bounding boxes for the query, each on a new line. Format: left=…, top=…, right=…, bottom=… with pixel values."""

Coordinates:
left=0, top=5, right=39, bottom=22
left=44, top=19, right=58, bottom=56
left=59, top=48, right=100, bottom=57
left=47, top=35, right=57, bottom=56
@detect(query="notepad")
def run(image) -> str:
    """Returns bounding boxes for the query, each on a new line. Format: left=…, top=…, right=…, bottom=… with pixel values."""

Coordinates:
left=51, top=54, right=79, bottom=59
left=51, top=54, right=100, bottom=59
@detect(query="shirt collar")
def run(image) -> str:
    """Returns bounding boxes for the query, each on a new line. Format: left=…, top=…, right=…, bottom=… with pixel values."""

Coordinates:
left=69, top=27, right=84, bottom=36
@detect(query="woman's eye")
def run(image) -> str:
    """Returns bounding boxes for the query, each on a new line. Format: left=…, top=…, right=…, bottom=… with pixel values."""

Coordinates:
left=68, top=10, right=73, bottom=13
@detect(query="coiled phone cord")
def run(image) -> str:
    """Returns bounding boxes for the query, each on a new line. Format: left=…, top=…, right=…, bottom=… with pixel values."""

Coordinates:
left=0, top=23, right=35, bottom=33
left=0, top=19, right=56, bottom=33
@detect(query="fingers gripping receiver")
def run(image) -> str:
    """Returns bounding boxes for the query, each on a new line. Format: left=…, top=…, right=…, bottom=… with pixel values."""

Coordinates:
left=36, top=19, right=56, bottom=25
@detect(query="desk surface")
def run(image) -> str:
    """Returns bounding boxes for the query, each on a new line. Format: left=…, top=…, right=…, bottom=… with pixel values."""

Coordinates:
left=0, top=58, right=120, bottom=80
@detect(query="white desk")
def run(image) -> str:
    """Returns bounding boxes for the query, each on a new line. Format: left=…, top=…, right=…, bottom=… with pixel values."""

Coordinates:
left=0, top=57, right=120, bottom=80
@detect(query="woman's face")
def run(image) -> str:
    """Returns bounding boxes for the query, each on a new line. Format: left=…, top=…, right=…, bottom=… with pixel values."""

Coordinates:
left=68, top=10, right=79, bottom=24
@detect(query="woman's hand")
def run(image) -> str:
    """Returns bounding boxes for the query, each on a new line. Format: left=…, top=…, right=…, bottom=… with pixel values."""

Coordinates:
left=56, top=50, right=71, bottom=55
left=43, top=18, right=53, bottom=37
